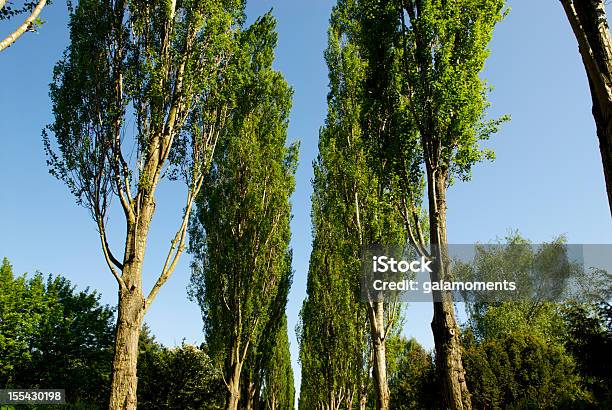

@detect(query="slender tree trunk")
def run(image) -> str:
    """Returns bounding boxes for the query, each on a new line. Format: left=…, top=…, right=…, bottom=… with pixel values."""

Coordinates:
left=427, top=168, right=472, bottom=410
left=346, top=391, right=354, bottom=410
left=359, top=393, right=367, bottom=410
left=226, top=341, right=243, bottom=410
left=369, top=301, right=389, bottom=410
left=561, top=0, right=612, bottom=218
left=245, top=377, right=255, bottom=410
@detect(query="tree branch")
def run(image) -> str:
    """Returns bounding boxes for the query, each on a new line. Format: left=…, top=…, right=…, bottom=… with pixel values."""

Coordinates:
left=96, top=216, right=127, bottom=291
left=0, top=0, right=47, bottom=52
left=145, top=174, right=204, bottom=308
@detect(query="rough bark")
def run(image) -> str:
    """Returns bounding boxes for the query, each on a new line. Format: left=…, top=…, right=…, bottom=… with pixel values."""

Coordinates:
left=427, top=168, right=472, bottom=410
left=108, top=285, right=145, bottom=410
left=561, top=0, right=612, bottom=218
left=107, top=197, right=154, bottom=410
left=368, top=301, right=390, bottom=410
left=226, top=340, right=244, bottom=410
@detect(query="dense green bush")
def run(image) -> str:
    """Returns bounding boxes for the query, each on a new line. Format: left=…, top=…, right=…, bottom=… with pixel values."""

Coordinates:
left=0, top=257, right=114, bottom=408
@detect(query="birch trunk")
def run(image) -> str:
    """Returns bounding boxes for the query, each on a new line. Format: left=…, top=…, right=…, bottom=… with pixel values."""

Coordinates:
left=427, top=168, right=472, bottom=410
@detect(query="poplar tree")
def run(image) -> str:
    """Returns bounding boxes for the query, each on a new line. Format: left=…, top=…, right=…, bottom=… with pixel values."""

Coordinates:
left=299, top=2, right=405, bottom=408
left=188, top=14, right=297, bottom=410
left=44, top=1, right=244, bottom=407
left=241, top=252, right=293, bottom=409
left=260, top=315, right=295, bottom=410
left=392, top=1, right=507, bottom=408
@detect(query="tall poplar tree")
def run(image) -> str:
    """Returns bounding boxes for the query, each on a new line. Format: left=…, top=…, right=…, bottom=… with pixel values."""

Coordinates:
left=188, top=14, right=297, bottom=410
left=392, top=1, right=507, bottom=409
left=241, top=251, right=293, bottom=410
left=44, top=1, right=244, bottom=408
left=299, top=2, right=405, bottom=408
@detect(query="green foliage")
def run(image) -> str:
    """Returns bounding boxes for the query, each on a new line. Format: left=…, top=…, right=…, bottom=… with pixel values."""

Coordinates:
left=0, top=258, right=115, bottom=407
left=396, top=0, right=509, bottom=183
left=454, top=234, right=581, bottom=342
left=188, top=12, right=296, bottom=406
left=463, top=331, right=591, bottom=409
left=43, top=0, right=246, bottom=257
left=299, top=1, right=410, bottom=408
left=562, top=301, right=612, bottom=406
left=455, top=234, right=612, bottom=408
left=387, top=336, right=436, bottom=410
left=260, top=316, right=295, bottom=410
left=137, top=326, right=224, bottom=409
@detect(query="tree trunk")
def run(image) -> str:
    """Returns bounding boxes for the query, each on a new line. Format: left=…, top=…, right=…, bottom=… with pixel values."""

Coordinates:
left=108, top=286, right=145, bottom=410
left=108, top=200, right=153, bottom=410
left=359, top=393, right=367, bottom=410
left=245, top=378, right=255, bottom=410
left=226, top=342, right=243, bottom=410
left=369, top=301, right=389, bottom=410
left=561, top=0, right=612, bottom=218
left=427, top=168, right=472, bottom=410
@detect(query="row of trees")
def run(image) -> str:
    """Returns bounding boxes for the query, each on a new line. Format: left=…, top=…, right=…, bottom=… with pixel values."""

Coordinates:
left=299, top=0, right=505, bottom=408
left=41, top=0, right=297, bottom=408
left=299, top=0, right=612, bottom=409
left=3, top=233, right=611, bottom=409
left=300, top=234, right=612, bottom=409
left=2, top=0, right=612, bottom=408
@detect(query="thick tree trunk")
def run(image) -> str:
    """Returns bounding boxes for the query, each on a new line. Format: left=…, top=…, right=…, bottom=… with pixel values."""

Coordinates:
left=561, top=0, right=612, bottom=218
left=108, top=285, right=145, bottom=410
left=427, top=168, right=472, bottom=410
left=369, top=301, right=389, bottom=410
left=108, top=200, right=153, bottom=410
left=226, top=367, right=241, bottom=410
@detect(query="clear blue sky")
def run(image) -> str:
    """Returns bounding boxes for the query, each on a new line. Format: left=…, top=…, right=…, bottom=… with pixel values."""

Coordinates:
left=1, top=0, right=611, bottom=399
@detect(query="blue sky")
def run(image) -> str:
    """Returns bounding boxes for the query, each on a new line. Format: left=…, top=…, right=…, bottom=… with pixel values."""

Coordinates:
left=1, top=0, right=611, bottom=399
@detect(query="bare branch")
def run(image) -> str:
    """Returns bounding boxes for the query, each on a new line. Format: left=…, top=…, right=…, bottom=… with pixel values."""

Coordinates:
left=96, top=216, right=127, bottom=291
left=145, top=174, right=204, bottom=308
left=399, top=195, right=429, bottom=257
left=0, top=0, right=47, bottom=52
